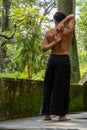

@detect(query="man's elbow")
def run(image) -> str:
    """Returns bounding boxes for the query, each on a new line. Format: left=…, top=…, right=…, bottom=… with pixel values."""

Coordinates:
left=41, top=46, right=47, bottom=52
left=71, top=14, right=75, bottom=20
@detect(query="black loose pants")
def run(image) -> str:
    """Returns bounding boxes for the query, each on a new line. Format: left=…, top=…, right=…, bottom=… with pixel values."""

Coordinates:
left=41, top=54, right=71, bottom=116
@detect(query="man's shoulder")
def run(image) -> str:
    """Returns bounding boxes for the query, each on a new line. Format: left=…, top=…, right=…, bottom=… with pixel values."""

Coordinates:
left=45, top=28, right=56, bottom=39
left=46, top=28, right=56, bottom=34
left=44, top=28, right=56, bottom=43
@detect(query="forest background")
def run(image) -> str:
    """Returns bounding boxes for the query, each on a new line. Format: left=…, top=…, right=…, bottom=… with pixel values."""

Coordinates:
left=0, top=0, right=87, bottom=81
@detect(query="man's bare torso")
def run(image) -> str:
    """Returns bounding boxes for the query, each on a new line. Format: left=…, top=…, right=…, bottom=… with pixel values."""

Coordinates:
left=46, top=27, right=73, bottom=55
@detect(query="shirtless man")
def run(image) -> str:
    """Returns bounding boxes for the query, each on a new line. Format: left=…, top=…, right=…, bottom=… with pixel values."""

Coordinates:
left=41, top=12, right=75, bottom=121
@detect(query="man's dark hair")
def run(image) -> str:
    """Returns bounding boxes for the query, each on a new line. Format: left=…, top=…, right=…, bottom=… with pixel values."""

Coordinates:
left=53, top=12, right=66, bottom=22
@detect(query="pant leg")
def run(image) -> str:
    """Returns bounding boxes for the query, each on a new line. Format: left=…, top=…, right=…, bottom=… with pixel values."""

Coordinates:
left=63, top=57, right=71, bottom=116
left=50, top=55, right=71, bottom=116
left=40, top=56, right=54, bottom=115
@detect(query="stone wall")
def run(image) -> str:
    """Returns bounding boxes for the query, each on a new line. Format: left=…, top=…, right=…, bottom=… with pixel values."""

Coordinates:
left=78, top=73, right=87, bottom=110
left=0, top=76, right=87, bottom=120
left=0, top=78, right=43, bottom=120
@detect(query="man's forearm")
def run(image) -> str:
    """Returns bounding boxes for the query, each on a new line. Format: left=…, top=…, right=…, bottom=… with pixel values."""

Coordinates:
left=42, top=41, right=57, bottom=52
left=61, top=14, right=75, bottom=24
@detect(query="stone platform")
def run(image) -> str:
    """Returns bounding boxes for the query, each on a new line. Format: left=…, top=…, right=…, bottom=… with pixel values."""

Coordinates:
left=0, top=112, right=87, bottom=130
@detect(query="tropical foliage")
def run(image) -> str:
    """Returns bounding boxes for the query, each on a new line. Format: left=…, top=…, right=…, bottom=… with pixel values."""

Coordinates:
left=76, top=0, right=87, bottom=59
left=0, top=0, right=52, bottom=79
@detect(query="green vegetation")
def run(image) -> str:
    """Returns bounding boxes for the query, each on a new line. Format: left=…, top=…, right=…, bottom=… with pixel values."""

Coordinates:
left=79, top=60, right=87, bottom=78
left=78, top=50, right=87, bottom=78
left=0, top=70, right=45, bottom=80
left=69, top=92, right=84, bottom=112
left=0, top=57, right=87, bottom=80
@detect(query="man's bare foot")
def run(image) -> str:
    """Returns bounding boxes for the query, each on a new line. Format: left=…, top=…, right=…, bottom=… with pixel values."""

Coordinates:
left=59, top=116, right=71, bottom=121
left=43, top=115, right=52, bottom=121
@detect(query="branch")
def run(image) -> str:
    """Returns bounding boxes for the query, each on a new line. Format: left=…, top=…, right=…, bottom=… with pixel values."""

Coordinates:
left=0, top=33, right=15, bottom=40
left=0, top=25, right=16, bottom=40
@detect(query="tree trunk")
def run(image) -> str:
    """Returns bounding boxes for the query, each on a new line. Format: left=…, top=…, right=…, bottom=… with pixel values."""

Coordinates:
left=1, top=0, right=11, bottom=31
left=58, top=0, right=73, bottom=14
left=0, top=0, right=11, bottom=71
left=58, top=0, right=80, bottom=83
left=70, top=33, right=80, bottom=83
left=0, top=42, right=5, bottom=71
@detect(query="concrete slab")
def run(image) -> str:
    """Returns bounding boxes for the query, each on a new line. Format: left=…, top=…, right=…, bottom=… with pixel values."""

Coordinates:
left=0, top=112, right=87, bottom=130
